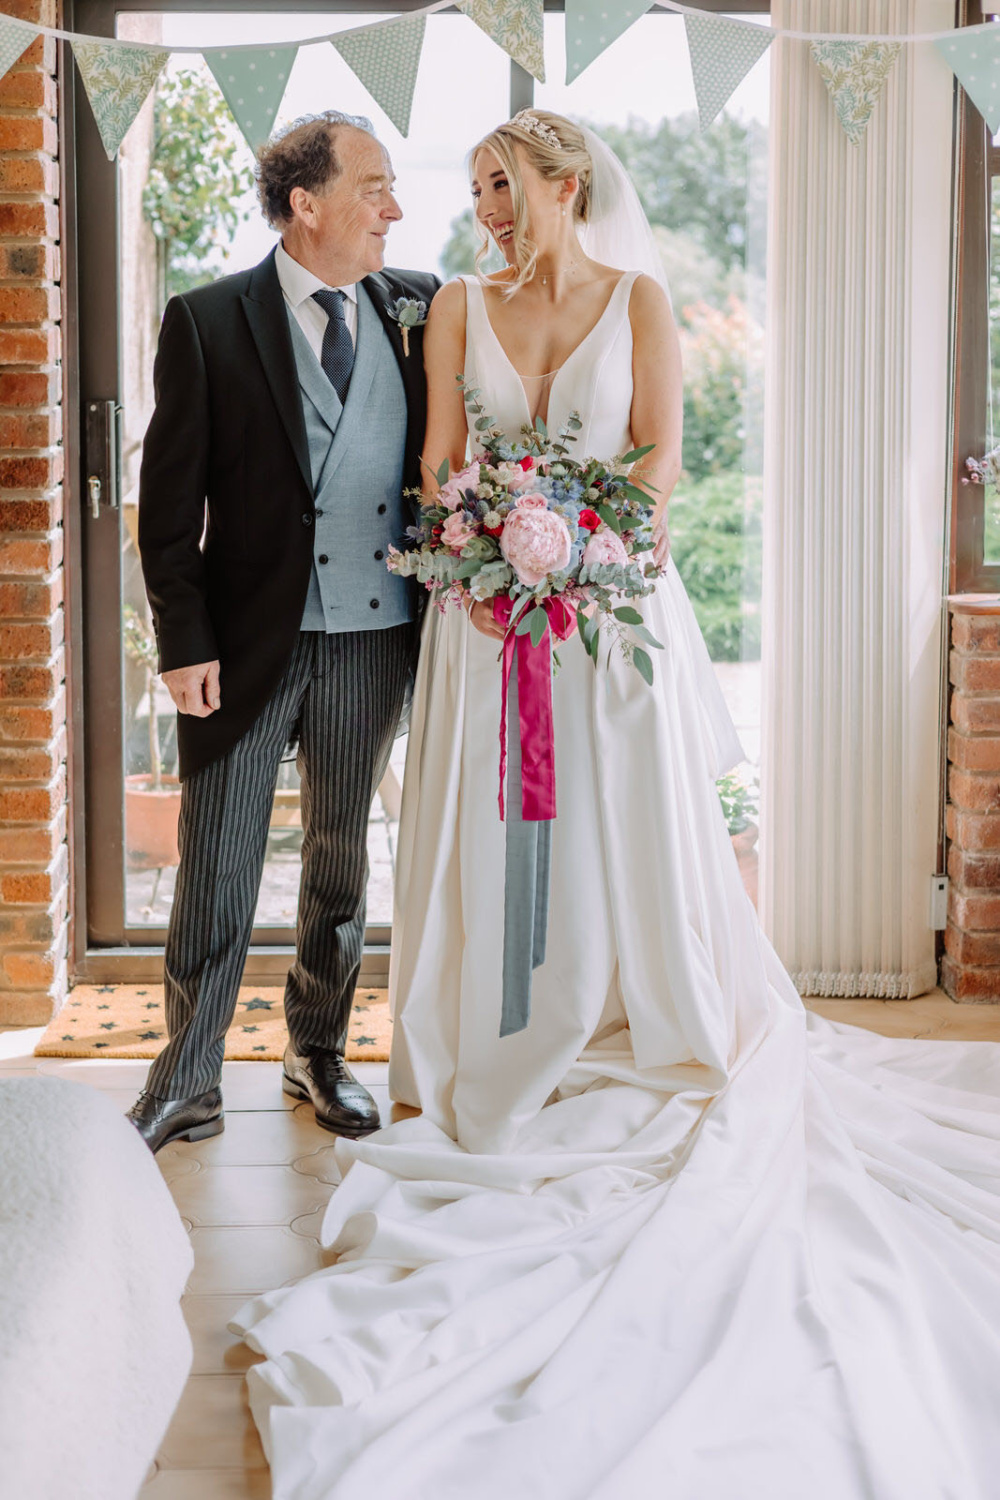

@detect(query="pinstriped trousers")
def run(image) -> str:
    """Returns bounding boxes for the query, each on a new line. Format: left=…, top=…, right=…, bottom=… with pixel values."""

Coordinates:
left=146, top=625, right=414, bottom=1100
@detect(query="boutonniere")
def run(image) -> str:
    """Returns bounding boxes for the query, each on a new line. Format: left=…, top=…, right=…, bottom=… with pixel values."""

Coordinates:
left=386, top=296, right=427, bottom=357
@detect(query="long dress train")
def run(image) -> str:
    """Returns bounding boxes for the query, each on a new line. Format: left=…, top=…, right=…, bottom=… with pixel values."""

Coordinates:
left=232, top=273, right=1000, bottom=1500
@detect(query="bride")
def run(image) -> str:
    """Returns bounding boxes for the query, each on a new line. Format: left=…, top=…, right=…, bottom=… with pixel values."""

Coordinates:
left=233, top=111, right=1000, bottom=1499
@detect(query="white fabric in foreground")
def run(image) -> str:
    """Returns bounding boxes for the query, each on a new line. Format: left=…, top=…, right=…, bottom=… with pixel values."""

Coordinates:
left=232, top=263, right=1000, bottom=1499
left=0, top=1077, right=193, bottom=1500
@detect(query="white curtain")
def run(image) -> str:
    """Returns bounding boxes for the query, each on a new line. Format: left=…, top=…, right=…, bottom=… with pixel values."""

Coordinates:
left=760, top=0, right=952, bottom=996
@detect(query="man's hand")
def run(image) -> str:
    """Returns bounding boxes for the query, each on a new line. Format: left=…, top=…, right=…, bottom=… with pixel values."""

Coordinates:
left=162, top=660, right=221, bottom=717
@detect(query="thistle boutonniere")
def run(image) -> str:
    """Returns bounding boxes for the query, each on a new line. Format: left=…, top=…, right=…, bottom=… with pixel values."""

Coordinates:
left=386, top=296, right=427, bottom=357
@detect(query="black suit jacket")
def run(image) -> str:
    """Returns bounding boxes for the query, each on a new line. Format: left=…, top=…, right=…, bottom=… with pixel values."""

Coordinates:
left=137, top=248, right=440, bottom=780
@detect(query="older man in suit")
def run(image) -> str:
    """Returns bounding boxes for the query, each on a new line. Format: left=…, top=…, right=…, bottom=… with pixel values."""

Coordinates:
left=128, top=111, right=438, bottom=1152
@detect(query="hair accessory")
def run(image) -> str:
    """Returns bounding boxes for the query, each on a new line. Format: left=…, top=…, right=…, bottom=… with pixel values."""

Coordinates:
left=509, top=109, right=563, bottom=151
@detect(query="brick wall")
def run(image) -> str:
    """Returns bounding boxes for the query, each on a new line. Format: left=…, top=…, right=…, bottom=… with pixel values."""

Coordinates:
left=0, top=0, right=68, bottom=1026
left=943, top=599, right=1000, bottom=1002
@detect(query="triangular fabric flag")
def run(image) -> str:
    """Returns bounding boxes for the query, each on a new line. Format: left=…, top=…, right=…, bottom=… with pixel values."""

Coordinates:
left=456, top=0, right=544, bottom=83
left=204, top=43, right=297, bottom=153
left=935, top=24, right=1000, bottom=135
left=810, top=41, right=900, bottom=145
left=684, top=13, right=773, bottom=131
left=0, top=16, right=38, bottom=84
left=331, top=14, right=425, bottom=138
left=72, top=39, right=169, bottom=161
left=565, top=1, right=654, bottom=83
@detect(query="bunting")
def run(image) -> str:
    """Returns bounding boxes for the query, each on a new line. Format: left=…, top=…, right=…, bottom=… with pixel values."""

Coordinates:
left=683, top=13, right=773, bottom=131
left=331, top=14, right=426, bottom=138
left=935, top=25, right=1000, bottom=135
left=810, top=41, right=901, bottom=145
left=72, top=39, right=170, bottom=161
left=456, top=0, right=545, bottom=82
left=0, top=16, right=37, bottom=85
left=565, top=1, right=654, bottom=83
left=204, top=44, right=297, bottom=152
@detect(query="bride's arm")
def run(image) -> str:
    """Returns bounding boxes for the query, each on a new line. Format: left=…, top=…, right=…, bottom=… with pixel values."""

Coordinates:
left=628, top=275, right=683, bottom=568
left=421, top=279, right=469, bottom=500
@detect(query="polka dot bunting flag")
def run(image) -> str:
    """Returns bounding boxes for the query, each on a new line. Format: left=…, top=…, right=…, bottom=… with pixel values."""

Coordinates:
left=684, top=12, right=773, bottom=133
left=331, top=13, right=427, bottom=139
left=564, top=0, right=654, bottom=84
left=204, top=43, right=298, bottom=153
left=935, top=24, right=1000, bottom=136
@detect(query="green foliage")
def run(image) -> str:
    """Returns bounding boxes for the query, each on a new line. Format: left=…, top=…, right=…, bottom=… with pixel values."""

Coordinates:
left=716, top=771, right=759, bottom=834
left=440, top=206, right=504, bottom=280
left=669, top=472, right=761, bottom=663
left=679, top=296, right=763, bottom=484
left=595, top=112, right=749, bottom=271
left=142, top=66, right=255, bottom=300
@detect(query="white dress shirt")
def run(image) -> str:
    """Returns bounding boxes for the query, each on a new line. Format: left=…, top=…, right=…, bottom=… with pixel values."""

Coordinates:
left=274, top=240, right=358, bottom=357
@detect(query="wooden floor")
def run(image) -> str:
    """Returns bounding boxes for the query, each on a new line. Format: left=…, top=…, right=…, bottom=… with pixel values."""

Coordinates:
left=1, top=989, right=998, bottom=1498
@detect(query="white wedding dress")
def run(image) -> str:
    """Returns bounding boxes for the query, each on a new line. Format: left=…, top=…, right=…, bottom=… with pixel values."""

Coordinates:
left=234, top=273, right=1000, bottom=1500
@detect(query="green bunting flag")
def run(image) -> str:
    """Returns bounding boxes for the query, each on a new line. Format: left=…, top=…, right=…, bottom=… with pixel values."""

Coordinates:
left=565, top=1, right=654, bottom=83
left=72, top=39, right=170, bottom=161
left=456, top=0, right=545, bottom=83
left=935, top=24, right=1000, bottom=135
left=331, top=14, right=426, bottom=138
left=810, top=41, right=900, bottom=145
left=204, top=44, right=297, bottom=153
left=684, top=13, right=773, bottom=131
left=0, top=16, right=37, bottom=85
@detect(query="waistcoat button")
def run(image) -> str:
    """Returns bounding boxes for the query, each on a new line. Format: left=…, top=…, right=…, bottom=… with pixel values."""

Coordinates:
left=377, top=503, right=387, bottom=514
left=301, top=513, right=313, bottom=527
left=370, top=599, right=380, bottom=609
left=318, top=554, right=329, bottom=565
left=374, top=550, right=384, bottom=561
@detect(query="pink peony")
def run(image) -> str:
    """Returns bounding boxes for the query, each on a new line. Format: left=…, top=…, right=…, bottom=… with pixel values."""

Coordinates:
left=515, top=492, right=549, bottom=511
left=438, top=460, right=481, bottom=512
left=501, top=506, right=573, bottom=587
left=506, top=457, right=540, bottom=492
left=583, top=528, right=629, bottom=569
left=441, top=511, right=478, bottom=552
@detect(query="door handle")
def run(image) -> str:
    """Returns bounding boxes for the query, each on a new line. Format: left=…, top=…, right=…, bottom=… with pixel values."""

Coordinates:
left=84, top=399, right=121, bottom=520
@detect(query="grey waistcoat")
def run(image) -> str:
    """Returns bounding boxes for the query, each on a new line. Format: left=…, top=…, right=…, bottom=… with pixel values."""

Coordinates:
left=288, top=285, right=415, bottom=633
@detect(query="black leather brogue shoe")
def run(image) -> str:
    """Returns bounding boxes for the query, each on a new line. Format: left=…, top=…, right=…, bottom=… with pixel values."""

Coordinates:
left=126, top=1087, right=224, bottom=1154
left=282, top=1046, right=380, bottom=1137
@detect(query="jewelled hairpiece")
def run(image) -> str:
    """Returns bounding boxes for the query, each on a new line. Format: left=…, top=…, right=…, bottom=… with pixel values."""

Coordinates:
left=508, top=109, right=563, bottom=151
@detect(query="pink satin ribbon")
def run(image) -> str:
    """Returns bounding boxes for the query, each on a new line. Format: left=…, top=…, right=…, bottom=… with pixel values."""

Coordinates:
left=492, top=594, right=577, bottom=822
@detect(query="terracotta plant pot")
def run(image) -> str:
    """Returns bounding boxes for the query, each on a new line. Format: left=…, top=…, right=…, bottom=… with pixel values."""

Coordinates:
left=125, top=774, right=182, bottom=870
left=730, top=820, right=759, bottom=908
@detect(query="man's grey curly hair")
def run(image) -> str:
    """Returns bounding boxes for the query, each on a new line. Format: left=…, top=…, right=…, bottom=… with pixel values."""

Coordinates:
left=256, top=110, right=376, bottom=226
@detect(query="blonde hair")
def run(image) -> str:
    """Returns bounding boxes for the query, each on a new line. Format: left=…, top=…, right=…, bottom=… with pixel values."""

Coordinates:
left=469, top=109, right=593, bottom=297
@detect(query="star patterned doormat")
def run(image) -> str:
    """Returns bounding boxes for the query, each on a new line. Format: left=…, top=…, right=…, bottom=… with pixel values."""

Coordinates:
left=34, top=984, right=392, bottom=1062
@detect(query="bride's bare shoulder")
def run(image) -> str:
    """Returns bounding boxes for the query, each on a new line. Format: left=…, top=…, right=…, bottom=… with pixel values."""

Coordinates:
left=426, top=277, right=468, bottom=327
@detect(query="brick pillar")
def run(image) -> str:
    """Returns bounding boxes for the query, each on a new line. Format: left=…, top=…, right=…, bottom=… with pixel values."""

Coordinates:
left=0, top=0, right=68, bottom=1027
left=943, top=597, right=1000, bottom=1002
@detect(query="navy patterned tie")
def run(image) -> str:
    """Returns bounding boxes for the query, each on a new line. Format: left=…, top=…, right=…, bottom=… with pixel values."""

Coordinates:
left=312, top=288, right=354, bottom=405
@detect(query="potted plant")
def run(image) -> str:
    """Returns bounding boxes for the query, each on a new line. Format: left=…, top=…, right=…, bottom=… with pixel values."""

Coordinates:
left=716, top=771, right=759, bottom=906
left=123, top=606, right=182, bottom=869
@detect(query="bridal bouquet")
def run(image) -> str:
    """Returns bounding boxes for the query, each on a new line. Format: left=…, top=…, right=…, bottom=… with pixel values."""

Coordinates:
left=388, top=378, right=664, bottom=682
left=388, top=382, right=665, bottom=826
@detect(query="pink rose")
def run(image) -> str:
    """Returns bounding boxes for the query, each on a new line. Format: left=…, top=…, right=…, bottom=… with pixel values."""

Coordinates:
left=515, top=492, right=549, bottom=511
left=441, top=512, right=477, bottom=552
left=506, top=458, right=540, bottom=492
left=500, top=507, right=573, bottom=587
left=583, top=529, right=629, bottom=569
left=438, top=460, right=481, bottom=512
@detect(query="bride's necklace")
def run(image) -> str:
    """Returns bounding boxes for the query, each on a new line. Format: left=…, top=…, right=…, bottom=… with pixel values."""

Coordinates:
left=536, top=258, right=585, bottom=287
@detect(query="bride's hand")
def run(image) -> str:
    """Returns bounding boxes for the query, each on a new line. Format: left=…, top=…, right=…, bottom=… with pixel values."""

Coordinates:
left=652, top=521, right=671, bottom=569
left=467, top=598, right=507, bottom=640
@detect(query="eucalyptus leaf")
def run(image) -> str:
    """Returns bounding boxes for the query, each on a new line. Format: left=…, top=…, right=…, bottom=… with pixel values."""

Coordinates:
left=528, top=607, right=549, bottom=648
left=613, top=605, right=643, bottom=625
left=435, top=458, right=450, bottom=487
left=633, top=623, right=664, bottom=650
left=534, top=415, right=548, bottom=438
left=620, top=443, right=655, bottom=464
left=597, top=504, right=622, bottom=535
left=633, top=647, right=654, bottom=685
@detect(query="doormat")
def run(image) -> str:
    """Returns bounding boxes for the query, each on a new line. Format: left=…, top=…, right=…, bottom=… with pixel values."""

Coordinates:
left=34, top=984, right=392, bottom=1062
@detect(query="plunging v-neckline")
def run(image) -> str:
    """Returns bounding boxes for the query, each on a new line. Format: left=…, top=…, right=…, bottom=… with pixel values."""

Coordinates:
left=474, top=272, right=632, bottom=428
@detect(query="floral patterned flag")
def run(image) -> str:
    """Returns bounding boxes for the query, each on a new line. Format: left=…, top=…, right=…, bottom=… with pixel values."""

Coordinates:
left=456, top=0, right=544, bottom=83
left=935, top=24, right=1000, bottom=135
left=205, top=44, right=297, bottom=152
left=684, top=13, right=773, bottom=131
left=331, top=14, right=426, bottom=138
left=0, top=15, right=38, bottom=85
left=564, top=0, right=654, bottom=83
left=72, top=38, right=170, bottom=161
left=811, top=40, right=901, bottom=145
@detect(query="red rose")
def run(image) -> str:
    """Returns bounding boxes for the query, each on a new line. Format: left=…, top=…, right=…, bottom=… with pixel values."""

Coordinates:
left=517, top=455, right=534, bottom=471
left=484, top=524, right=504, bottom=538
left=578, top=508, right=601, bottom=532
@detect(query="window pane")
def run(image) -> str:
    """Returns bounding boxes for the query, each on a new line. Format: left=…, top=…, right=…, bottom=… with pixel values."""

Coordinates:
left=986, top=169, right=1000, bottom=564
left=116, top=10, right=509, bottom=929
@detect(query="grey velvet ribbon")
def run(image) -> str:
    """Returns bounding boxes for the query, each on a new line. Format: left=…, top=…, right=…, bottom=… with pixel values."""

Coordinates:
left=500, top=656, right=552, bottom=1037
